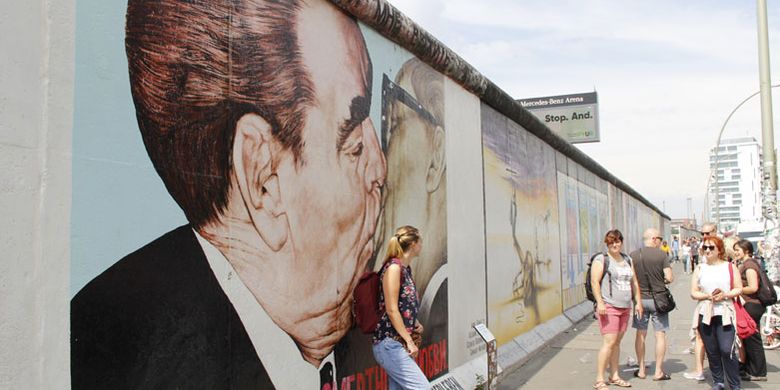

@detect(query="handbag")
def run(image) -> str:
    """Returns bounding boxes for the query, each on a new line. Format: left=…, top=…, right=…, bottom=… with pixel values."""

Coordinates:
left=392, top=327, right=423, bottom=349
left=652, top=287, right=677, bottom=313
left=411, top=328, right=423, bottom=348
left=728, top=263, right=757, bottom=339
left=639, top=249, right=676, bottom=313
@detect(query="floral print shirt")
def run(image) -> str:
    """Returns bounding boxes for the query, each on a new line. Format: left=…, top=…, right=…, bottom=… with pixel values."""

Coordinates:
left=373, top=258, right=419, bottom=344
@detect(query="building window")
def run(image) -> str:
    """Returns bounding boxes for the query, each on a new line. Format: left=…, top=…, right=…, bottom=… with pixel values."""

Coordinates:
left=710, top=161, right=738, bottom=168
left=710, top=154, right=737, bottom=161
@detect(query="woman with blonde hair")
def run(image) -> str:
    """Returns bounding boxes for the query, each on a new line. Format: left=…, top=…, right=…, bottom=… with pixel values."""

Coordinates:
left=723, top=236, right=740, bottom=262
left=691, top=235, right=743, bottom=390
left=372, top=226, right=429, bottom=390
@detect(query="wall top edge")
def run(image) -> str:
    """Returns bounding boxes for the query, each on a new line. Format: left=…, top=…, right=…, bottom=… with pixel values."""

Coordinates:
left=329, top=0, right=669, bottom=221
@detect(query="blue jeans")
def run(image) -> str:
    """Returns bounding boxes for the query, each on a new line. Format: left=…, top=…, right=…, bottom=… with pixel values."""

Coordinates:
left=372, top=338, right=430, bottom=390
left=699, top=315, right=741, bottom=390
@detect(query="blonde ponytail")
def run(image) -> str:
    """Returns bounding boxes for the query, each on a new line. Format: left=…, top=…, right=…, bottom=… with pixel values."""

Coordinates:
left=382, top=225, right=421, bottom=265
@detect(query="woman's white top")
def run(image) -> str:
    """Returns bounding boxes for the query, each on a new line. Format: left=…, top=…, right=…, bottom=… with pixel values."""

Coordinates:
left=697, top=261, right=732, bottom=317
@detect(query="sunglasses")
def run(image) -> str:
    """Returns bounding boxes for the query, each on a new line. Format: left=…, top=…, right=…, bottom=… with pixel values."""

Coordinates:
left=702, top=245, right=716, bottom=251
left=381, top=74, right=442, bottom=152
left=653, top=236, right=663, bottom=240
left=701, top=231, right=713, bottom=236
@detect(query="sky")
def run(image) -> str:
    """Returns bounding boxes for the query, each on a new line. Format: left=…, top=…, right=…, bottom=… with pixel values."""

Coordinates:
left=385, top=0, right=780, bottom=222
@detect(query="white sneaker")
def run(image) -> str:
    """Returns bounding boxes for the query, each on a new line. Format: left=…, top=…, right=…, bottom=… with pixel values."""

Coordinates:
left=683, top=372, right=705, bottom=381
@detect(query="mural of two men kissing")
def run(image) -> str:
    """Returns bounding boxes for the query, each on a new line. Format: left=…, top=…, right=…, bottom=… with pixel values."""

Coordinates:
left=70, top=0, right=448, bottom=389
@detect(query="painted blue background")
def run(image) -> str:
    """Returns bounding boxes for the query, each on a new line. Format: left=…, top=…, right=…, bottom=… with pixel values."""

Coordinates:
left=71, top=0, right=185, bottom=296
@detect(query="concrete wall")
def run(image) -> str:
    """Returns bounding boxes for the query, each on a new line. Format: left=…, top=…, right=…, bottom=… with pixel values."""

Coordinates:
left=1, top=0, right=670, bottom=388
left=0, top=1, right=74, bottom=388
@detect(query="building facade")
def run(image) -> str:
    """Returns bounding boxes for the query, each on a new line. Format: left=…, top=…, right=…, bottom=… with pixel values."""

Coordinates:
left=709, top=136, right=762, bottom=230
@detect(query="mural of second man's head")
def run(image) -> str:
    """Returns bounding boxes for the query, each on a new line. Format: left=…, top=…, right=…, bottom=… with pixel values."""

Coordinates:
left=125, top=0, right=386, bottom=364
left=377, top=58, right=446, bottom=298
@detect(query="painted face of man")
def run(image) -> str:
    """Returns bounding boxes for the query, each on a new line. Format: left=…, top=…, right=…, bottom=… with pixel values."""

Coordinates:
left=382, top=75, right=435, bottom=236
left=380, top=70, right=444, bottom=296
left=262, top=1, right=386, bottom=361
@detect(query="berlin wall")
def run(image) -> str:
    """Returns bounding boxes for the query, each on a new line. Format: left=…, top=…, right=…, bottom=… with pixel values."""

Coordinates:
left=0, top=0, right=670, bottom=388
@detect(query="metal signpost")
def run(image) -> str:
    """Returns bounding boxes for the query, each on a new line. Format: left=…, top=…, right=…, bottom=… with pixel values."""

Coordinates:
left=473, top=323, right=497, bottom=390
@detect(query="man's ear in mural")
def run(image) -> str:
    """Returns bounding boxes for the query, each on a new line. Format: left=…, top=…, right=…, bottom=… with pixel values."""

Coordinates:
left=425, top=125, right=446, bottom=193
left=233, top=113, right=288, bottom=251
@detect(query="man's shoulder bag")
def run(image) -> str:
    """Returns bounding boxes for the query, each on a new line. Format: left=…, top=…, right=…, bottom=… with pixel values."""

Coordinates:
left=639, top=248, right=676, bottom=313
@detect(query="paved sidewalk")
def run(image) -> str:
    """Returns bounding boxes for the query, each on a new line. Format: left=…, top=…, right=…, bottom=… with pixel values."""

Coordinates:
left=499, top=261, right=780, bottom=389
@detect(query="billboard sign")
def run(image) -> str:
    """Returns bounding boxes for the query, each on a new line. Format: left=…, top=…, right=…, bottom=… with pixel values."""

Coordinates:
left=517, top=92, right=599, bottom=144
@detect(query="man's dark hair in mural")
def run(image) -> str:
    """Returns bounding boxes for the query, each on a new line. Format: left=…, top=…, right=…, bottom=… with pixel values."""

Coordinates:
left=71, top=0, right=386, bottom=388
left=126, top=0, right=313, bottom=229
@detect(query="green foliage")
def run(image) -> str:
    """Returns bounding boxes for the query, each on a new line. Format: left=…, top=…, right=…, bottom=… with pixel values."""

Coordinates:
left=475, top=373, right=486, bottom=390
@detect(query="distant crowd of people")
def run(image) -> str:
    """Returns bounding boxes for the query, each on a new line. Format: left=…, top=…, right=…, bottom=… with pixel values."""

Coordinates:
left=591, top=222, right=773, bottom=390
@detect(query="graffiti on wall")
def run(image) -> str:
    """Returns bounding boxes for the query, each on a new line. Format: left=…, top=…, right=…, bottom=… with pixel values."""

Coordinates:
left=560, top=174, right=584, bottom=308
left=70, top=0, right=670, bottom=387
left=482, top=109, right=562, bottom=345
left=71, top=0, right=449, bottom=388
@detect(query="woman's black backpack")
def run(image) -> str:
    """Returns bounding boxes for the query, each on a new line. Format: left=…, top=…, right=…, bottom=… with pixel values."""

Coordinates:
left=749, top=258, right=778, bottom=306
left=585, top=252, right=631, bottom=302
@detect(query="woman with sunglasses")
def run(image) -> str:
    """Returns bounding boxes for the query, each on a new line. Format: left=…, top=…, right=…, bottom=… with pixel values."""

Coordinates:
left=733, top=239, right=767, bottom=381
left=591, top=230, right=643, bottom=390
left=691, top=236, right=743, bottom=390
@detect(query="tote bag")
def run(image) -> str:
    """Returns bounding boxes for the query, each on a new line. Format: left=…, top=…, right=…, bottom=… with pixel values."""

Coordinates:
left=729, top=263, right=757, bottom=339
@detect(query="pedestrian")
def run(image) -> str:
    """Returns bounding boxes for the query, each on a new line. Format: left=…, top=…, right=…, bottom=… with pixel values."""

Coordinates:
left=684, top=237, right=708, bottom=382
left=672, top=237, right=680, bottom=262
left=733, top=239, right=767, bottom=382
left=591, top=229, right=643, bottom=390
left=723, top=236, right=739, bottom=262
left=690, top=237, right=700, bottom=274
left=661, top=240, right=671, bottom=261
left=682, top=239, right=691, bottom=274
left=691, top=235, right=743, bottom=390
left=682, top=329, right=708, bottom=382
left=631, top=228, right=674, bottom=381
left=372, top=225, right=430, bottom=390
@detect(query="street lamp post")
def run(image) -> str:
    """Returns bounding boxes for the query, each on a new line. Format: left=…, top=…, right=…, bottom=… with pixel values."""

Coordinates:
left=712, top=84, right=780, bottom=227
left=758, top=0, right=777, bottom=193
left=757, top=0, right=780, bottom=283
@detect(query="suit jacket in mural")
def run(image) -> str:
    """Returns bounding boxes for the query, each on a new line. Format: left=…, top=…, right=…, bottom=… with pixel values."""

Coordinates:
left=71, top=225, right=273, bottom=389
